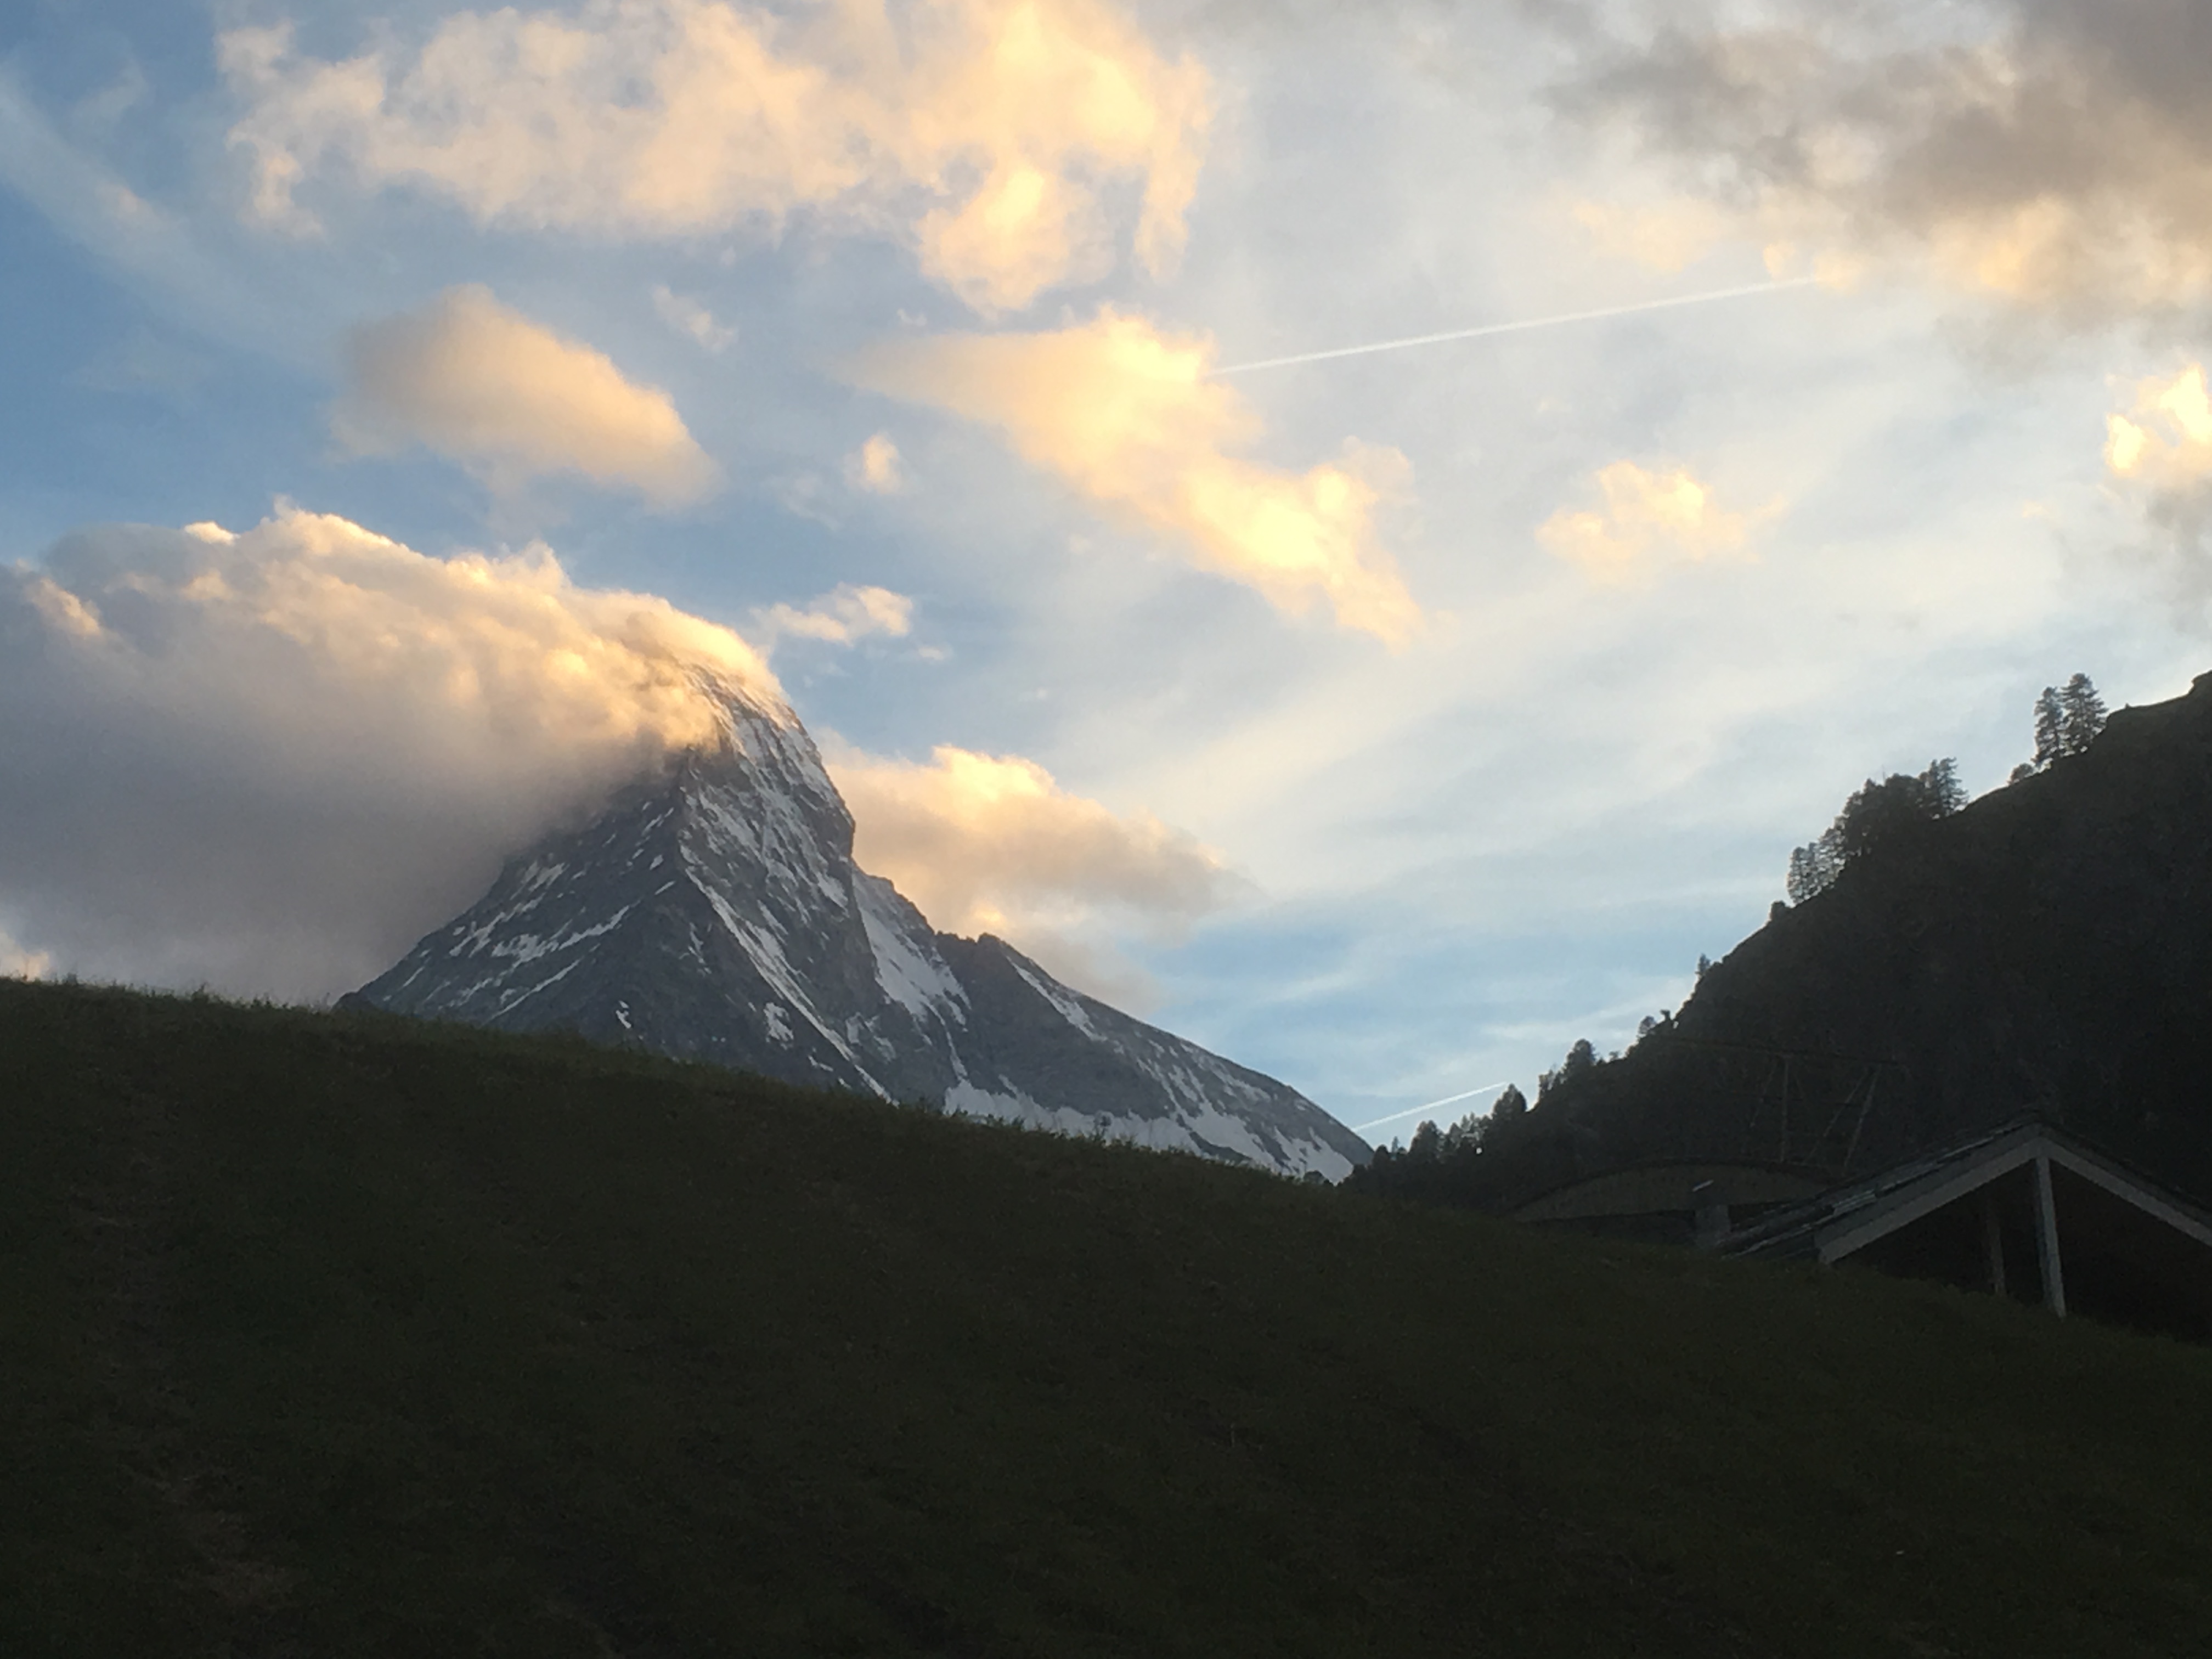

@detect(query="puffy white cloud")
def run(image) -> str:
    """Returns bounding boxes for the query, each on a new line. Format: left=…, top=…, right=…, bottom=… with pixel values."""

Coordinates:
left=826, top=741, right=1242, bottom=1003
left=651, top=283, right=737, bottom=353
left=749, top=582, right=915, bottom=648
left=337, top=284, right=721, bottom=506
left=844, top=431, right=906, bottom=493
left=848, top=307, right=1420, bottom=641
left=1558, top=0, right=2212, bottom=323
left=1538, top=460, right=1763, bottom=582
left=221, top=0, right=1212, bottom=314
left=0, top=509, right=775, bottom=998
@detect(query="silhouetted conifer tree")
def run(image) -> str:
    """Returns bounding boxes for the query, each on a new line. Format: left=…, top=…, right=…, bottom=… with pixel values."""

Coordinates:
left=2033, top=686, right=2066, bottom=769
left=1539, top=1040, right=1597, bottom=1100
left=2060, top=673, right=2107, bottom=755
left=1922, top=757, right=1966, bottom=814
left=2016, top=674, right=2106, bottom=781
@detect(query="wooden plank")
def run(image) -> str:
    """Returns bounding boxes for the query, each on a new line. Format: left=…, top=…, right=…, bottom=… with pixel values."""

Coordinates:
left=2042, top=1142, right=2212, bottom=1251
left=1981, top=1187, right=2007, bottom=1299
left=2034, top=1154, right=2067, bottom=1317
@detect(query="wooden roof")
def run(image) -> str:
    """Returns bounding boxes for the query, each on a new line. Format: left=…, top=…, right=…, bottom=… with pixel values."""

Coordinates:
left=1720, top=1117, right=2212, bottom=1265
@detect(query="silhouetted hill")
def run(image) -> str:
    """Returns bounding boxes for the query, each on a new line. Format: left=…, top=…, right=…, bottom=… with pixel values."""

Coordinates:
left=10, top=979, right=2212, bottom=1655
left=1379, top=669, right=2212, bottom=1214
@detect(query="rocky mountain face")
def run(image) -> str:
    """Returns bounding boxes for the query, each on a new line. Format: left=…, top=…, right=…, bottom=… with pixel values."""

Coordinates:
left=1364, top=669, right=2212, bottom=1211
left=354, top=674, right=1367, bottom=1181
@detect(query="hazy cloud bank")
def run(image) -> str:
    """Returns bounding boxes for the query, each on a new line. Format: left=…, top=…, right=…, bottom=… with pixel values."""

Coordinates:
left=1559, top=0, right=2212, bottom=324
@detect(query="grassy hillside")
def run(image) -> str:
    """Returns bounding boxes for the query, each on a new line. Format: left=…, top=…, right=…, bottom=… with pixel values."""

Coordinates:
left=5, top=980, right=2211, bottom=1657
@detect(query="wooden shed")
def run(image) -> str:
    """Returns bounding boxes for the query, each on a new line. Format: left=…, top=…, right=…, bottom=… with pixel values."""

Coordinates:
left=1719, top=1118, right=2212, bottom=1341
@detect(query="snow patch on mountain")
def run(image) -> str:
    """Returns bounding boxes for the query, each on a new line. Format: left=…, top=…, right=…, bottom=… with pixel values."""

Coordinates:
left=1004, top=952, right=1102, bottom=1041
left=856, top=872, right=967, bottom=1025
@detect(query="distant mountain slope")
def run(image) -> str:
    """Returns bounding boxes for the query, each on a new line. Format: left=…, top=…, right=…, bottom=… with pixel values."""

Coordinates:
left=1391, top=670, right=2212, bottom=1211
left=354, top=674, right=1365, bottom=1180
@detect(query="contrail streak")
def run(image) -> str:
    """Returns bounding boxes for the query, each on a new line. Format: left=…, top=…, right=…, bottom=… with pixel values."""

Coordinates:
left=1207, top=277, right=1820, bottom=377
left=1351, top=1082, right=1509, bottom=1136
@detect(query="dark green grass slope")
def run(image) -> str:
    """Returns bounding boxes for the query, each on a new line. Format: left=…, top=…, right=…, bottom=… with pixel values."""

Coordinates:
left=4, top=981, right=2211, bottom=1657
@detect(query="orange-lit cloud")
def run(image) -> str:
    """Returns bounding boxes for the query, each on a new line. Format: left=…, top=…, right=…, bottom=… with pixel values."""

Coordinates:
left=827, top=741, right=1240, bottom=1000
left=1570, top=198, right=1730, bottom=274
left=751, top=582, right=914, bottom=649
left=2103, top=364, right=2212, bottom=601
left=26, top=507, right=773, bottom=749
left=0, top=509, right=777, bottom=995
left=336, top=285, right=720, bottom=506
left=222, top=0, right=1211, bottom=314
left=2106, top=364, right=2212, bottom=488
left=844, top=432, right=906, bottom=493
left=849, top=308, right=1420, bottom=640
left=1538, top=461, right=1760, bottom=582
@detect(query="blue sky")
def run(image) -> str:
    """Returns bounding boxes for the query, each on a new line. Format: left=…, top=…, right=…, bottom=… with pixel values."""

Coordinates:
left=5, top=0, right=2211, bottom=1138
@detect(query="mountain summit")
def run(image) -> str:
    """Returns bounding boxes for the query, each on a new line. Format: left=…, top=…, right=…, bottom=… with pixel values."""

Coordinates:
left=355, top=675, right=1366, bottom=1180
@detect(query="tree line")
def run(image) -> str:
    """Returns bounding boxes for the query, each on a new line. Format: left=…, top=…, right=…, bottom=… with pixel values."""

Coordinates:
left=1351, top=673, right=2113, bottom=1205
left=1785, top=674, right=2106, bottom=905
left=1353, top=676, right=2114, bottom=1212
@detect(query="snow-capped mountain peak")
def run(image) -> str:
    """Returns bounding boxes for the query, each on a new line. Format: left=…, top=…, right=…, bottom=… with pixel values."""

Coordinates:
left=356, top=679, right=1368, bottom=1180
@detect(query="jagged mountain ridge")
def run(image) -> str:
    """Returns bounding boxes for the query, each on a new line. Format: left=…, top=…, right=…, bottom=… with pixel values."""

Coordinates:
left=356, top=674, right=1367, bottom=1180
